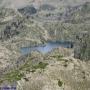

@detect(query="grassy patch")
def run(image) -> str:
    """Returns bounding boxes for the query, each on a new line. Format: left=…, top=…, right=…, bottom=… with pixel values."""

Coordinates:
left=19, top=59, right=32, bottom=71
left=19, top=62, right=31, bottom=70
left=51, top=54, right=63, bottom=58
left=0, top=59, right=48, bottom=84
left=51, top=54, right=63, bottom=61
left=0, top=70, right=24, bottom=84
left=4, top=70, right=24, bottom=82
left=0, top=60, right=32, bottom=84
left=33, top=62, right=48, bottom=69
left=58, top=80, right=63, bottom=87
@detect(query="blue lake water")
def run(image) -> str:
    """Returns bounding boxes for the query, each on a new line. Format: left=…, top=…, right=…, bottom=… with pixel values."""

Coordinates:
left=21, top=41, right=73, bottom=55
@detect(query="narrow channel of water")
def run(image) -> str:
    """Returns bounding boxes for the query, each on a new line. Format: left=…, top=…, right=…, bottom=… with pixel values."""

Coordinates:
left=20, top=41, right=73, bottom=55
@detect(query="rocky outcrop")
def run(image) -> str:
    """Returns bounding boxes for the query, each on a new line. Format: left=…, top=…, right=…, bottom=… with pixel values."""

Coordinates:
left=0, top=45, right=20, bottom=72
left=18, top=6, right=37, bottom=16
left=0, top=20, right=23, bottom=40
left=16, top=48, right=90, bottom=90
left=74, top=31, right=90, bottom=60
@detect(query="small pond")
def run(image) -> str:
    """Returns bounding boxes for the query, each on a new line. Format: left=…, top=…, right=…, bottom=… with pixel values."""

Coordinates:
left=20, top=41, right=73, bottom=55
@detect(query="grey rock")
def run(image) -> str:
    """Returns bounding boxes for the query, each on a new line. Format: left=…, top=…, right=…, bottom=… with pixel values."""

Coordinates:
left=74, top=31, right=90, bottom=60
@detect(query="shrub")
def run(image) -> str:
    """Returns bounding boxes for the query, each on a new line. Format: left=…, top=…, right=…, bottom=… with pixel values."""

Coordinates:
left=58, top=80, right=63, bottom=87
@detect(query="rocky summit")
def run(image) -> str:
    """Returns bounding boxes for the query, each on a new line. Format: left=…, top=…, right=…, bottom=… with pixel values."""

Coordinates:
left=0, top=0, right=90, bottom=90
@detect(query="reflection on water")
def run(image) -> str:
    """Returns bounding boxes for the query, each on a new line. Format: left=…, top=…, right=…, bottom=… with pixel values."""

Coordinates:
left=21, top=41, right=73, bottom=55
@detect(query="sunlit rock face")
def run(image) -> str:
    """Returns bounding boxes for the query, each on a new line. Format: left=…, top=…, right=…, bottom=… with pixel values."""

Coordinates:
left=74, top=31, right=90, bottom=60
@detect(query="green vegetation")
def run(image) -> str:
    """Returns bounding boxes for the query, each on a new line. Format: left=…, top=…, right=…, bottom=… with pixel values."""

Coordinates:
left=0, top=79, right=3, bottom=84
left=0, top=59, right=32, bottom=84
left=5, top=70, right=24, bottom=82
left=51, top=54, right=63, bottom=59
left=33, top=62, right=48, bottom=69
left=19, top=59, right=48, bottom=71
left=19, top=61, right=32, bottom=71
left=19, top=57, right=37, bottom=72
left=0, top=59, right=48, bottom=84
left=0, top=70, right=24, bottom=84
left=58, top=80, right=63, bottom=87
